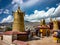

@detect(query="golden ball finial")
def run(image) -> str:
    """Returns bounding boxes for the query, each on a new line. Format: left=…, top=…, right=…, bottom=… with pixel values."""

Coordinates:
left=17, top=6, right=22, bottom=12
left=18, top=4, right=20, bottom=9
left=54, top=18, right=57, bottom=21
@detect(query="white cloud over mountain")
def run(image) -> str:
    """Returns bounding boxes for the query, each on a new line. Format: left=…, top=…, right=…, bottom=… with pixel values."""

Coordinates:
left=24, top=7, right=55, bottom=22
left=53, top=5, right=60, bottom=17
left=24, top=5, right=60, bottom=22
left=1, top=5, right=60, bottom=23
left=1, top=15, right=13, bottom=23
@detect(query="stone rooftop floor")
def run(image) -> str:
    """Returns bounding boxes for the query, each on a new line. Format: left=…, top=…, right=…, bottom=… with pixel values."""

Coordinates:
left=27, top=36, right=60, bottom=45
left=0, top=36, right=60, bottom=45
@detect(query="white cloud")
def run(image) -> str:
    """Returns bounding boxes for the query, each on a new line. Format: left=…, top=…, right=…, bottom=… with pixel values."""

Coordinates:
left=3, top=9, right=9, bottom=14
left=24, top=10, right=45, bottom=22
left=12, top=0, right=23, bottom=4
left=24, top=5, right=60, bottom=22
left=1, top=5, right=60, bottom=23
left=44, top=7, right=55, bottom=17
left=45, top=18, right=55, bottom=23
left=12, top=0, right=40, bottom=10
left=24, top=7, right=55, bottom=22
left=22, top=0, right=40, bottom=7
left=1, top=4, right=60, bottom=23
left=30, top=20, right=40, bottom=22
left=53, top=5, right=60, bottom=17
left=56, top=17, right=60, bottom=20
left=1, top=15, right=13, bottom=23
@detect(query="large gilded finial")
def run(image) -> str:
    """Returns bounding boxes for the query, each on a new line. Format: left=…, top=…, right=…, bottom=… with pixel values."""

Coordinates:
left=55, top=18, right=57, bottom=21
left=40, top=20, right=42, bottom=25
left=18, top=6, right=21, bottom=12
left=53, top=18, right=59, bottom=30
left=42, top=18, right=45, bottom=25
left=12, top=5, right=25, bottom=32
left=15, top=6, right=21, bottom=12
left=40, top=19, right=46, bottom=25
left=18, top=6, right=20, bottom=10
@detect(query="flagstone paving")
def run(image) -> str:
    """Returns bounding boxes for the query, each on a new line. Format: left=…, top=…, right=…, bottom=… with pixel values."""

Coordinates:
left=28, top=36, right=60, bottom=45
left=0, top=36, right=60, bottom=45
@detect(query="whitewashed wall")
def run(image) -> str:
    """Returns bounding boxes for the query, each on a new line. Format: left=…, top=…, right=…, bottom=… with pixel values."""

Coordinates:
left=3, top=35, right=12, bottom=44
left=0, top=37, right=1, bottom=40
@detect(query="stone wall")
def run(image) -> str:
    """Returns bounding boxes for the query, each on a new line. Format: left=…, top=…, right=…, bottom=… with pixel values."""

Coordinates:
left=3, top=35, right=12, bottom=44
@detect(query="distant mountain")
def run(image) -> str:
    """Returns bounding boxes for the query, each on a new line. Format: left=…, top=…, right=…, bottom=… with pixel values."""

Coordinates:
left=0, top=21, right=40, bottom=27
left=0, top=22, right=12, bottom=27
left=25, top=21, right=40, bottom=26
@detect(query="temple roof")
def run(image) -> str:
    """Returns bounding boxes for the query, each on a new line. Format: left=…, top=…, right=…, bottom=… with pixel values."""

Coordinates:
left=37, top=25, right=50, bottom=29
left=3, top=31, right=27, bottom=35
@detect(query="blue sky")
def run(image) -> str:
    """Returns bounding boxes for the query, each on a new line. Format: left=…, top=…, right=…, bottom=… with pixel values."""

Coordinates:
left=0, top=0, right=60, bottom=23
